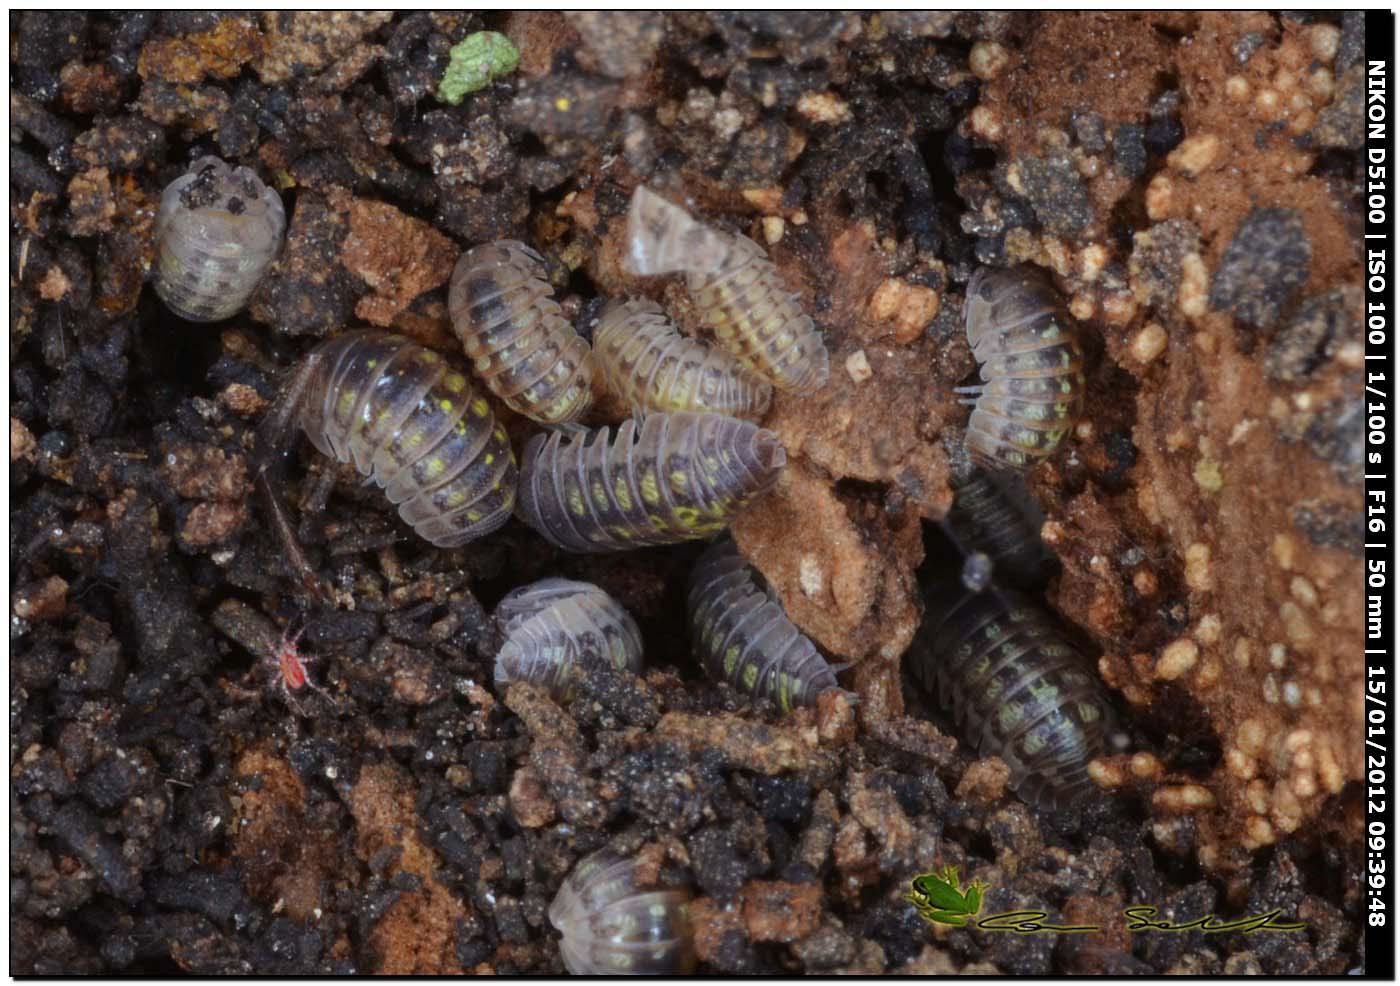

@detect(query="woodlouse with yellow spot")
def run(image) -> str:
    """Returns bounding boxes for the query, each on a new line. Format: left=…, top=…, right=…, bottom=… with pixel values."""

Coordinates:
left=625, top=187, right=829, bottom=395
left=260, top=330, right=517, bottom=553
left=448, top=240, right=594, bottom=424
left=516, top=412, right=785, bottom=553
left=592, top=298, right=772, bottom=419
left=958, top=265, right=1086, bottom=471
left=687, top=536, right=846, bottom=712
left=907, top=581, right=1128, bottom=811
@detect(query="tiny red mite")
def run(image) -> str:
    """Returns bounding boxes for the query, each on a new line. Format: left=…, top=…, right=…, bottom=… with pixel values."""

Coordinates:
left=270, top=625, right=332, bottom=712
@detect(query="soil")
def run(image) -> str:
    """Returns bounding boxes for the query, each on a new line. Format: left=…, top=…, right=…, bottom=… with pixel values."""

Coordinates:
left=10, top=11, right=1364, bottom=974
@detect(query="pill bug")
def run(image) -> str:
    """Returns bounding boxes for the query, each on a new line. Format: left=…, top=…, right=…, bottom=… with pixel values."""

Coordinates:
left=942, top=465, right=1055, bottom=591
left=549, top=849, right=697, bottom=976
left=490, top=577, right=644, bottom=701
left=153, top=156, right=286, bottom=322
left=517, top=411, right=785, bottom=553
left=625, top=186, right=829, bottom=395
left=958, top=265, right=1086, bottom=471
left=593, top=298, right=773, bottom=420
left=908, top=582, right=1128, bottom=811
left=687, top=536, right=844, bottom=711
left=260, top=330, right=517, bottom=551
left=447, top=240, right=594, bottom=424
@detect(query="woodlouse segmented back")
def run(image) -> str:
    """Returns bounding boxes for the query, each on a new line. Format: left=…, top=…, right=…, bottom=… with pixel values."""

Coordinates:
left=491, top=577, right=643, bottom=701
left=448, top=240, right=594, bottom=424
left=153, top=156, right=286, bottom=322
left=959, top=265, right=1085, bottom=471
left=908, top=582, right=1127, bottom=811
left=517, top=411, right=785, bottom=552
left=625, top=187, right=829, bottom=395
left=549, top=849, right=696, bottom=975
left=593, top=298, right=773, bottom=420
left=288, top=330, right=517, bottom=547
left=687, top=536, right=844, bottom=711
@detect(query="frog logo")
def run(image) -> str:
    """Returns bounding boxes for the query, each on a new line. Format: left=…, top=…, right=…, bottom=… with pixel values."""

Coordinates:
left=906, top=866, right=988, bottom=928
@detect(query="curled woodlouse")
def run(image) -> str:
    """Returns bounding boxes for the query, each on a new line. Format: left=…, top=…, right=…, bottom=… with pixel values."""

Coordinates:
left=517, top=411, right=785, bottom=553
left=447, top=240, right=594, bottom=424
left=153, top=156, right=286, bottom=322
left=687, top=536, right=844, bottom=711
left=491, top=577, right=643, bottom=701
left=943, top=465, right=1055, bottom=591
left=625, top=186, right=829, bottom=395
left=958, top=265, right=1086, bottom=471
left=593, top=299, right=773, bottom=420
left=259, top=330, right=517, bottom=559
left=908, top=582, right=1127, bottom=811
left=549, top=850, right=696, bottom=975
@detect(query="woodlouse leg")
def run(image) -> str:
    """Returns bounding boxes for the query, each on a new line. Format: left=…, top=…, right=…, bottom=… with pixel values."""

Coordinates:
left=278, top=680, right=308, bottom=717
left=255, top=353, right=329, bottom=604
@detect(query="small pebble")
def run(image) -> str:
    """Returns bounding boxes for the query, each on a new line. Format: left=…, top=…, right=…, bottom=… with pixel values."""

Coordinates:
left=969, top=41, right=1012, bottom=80
left=1177, top=253, right=1209, bottom=317
left=796, top=91, right=851, bottom=124
left=1152, top=783, right=1216, bottom=812
left=844, top=349, right=873, bottom=384
left=11, top=417, right=37, bottom=463
left=1167, top=133, right=1221, bottom=176
left=969, top=105, right=1003, bottom=141
left=1130, top=323, right=1169, bottom=363
left=1183, top=543, right=1214, bottom=591
left=508, top=766, right=556, bottom=828
left=867, top=278, right=939, bottom=342
left=815, top=689, right=856, bottom=746
left=1309, top=23, right=1341, bottom=62
left=1145, top=174, right=1173, bottom=220
left=13, top=576, right=68, bottom=622
left=1155, top=638, right=1199, bottom=680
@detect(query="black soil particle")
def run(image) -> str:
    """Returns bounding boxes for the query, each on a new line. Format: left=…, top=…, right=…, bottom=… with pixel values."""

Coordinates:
left=1208, top=206, right=1312, bottom=335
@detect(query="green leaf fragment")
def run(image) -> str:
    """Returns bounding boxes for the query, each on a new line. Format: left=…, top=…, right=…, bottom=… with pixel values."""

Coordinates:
left=437, top=31, right=520, bottom=105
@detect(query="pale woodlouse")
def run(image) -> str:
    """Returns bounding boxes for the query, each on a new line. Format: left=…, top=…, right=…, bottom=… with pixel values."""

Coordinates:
left=687, top=536, right=845, bottom=711
left=624, top=186, right=829, bottom=395
left=593, top=298, right=773, bottom=420
left=448, top=240, right=595, bottom=424
left=548, top=849, right=696, bottom=975
left=153, top=156, right=286, bottom=322
left=516, top=411, right=785, bottom=553
left=490, top=577, right=643, bottom=701
left=908, top=581, right=1128, bottom=811
left=258, top=330, right=517, bottom=569
left=958, top=265, right=1086, bottom=471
